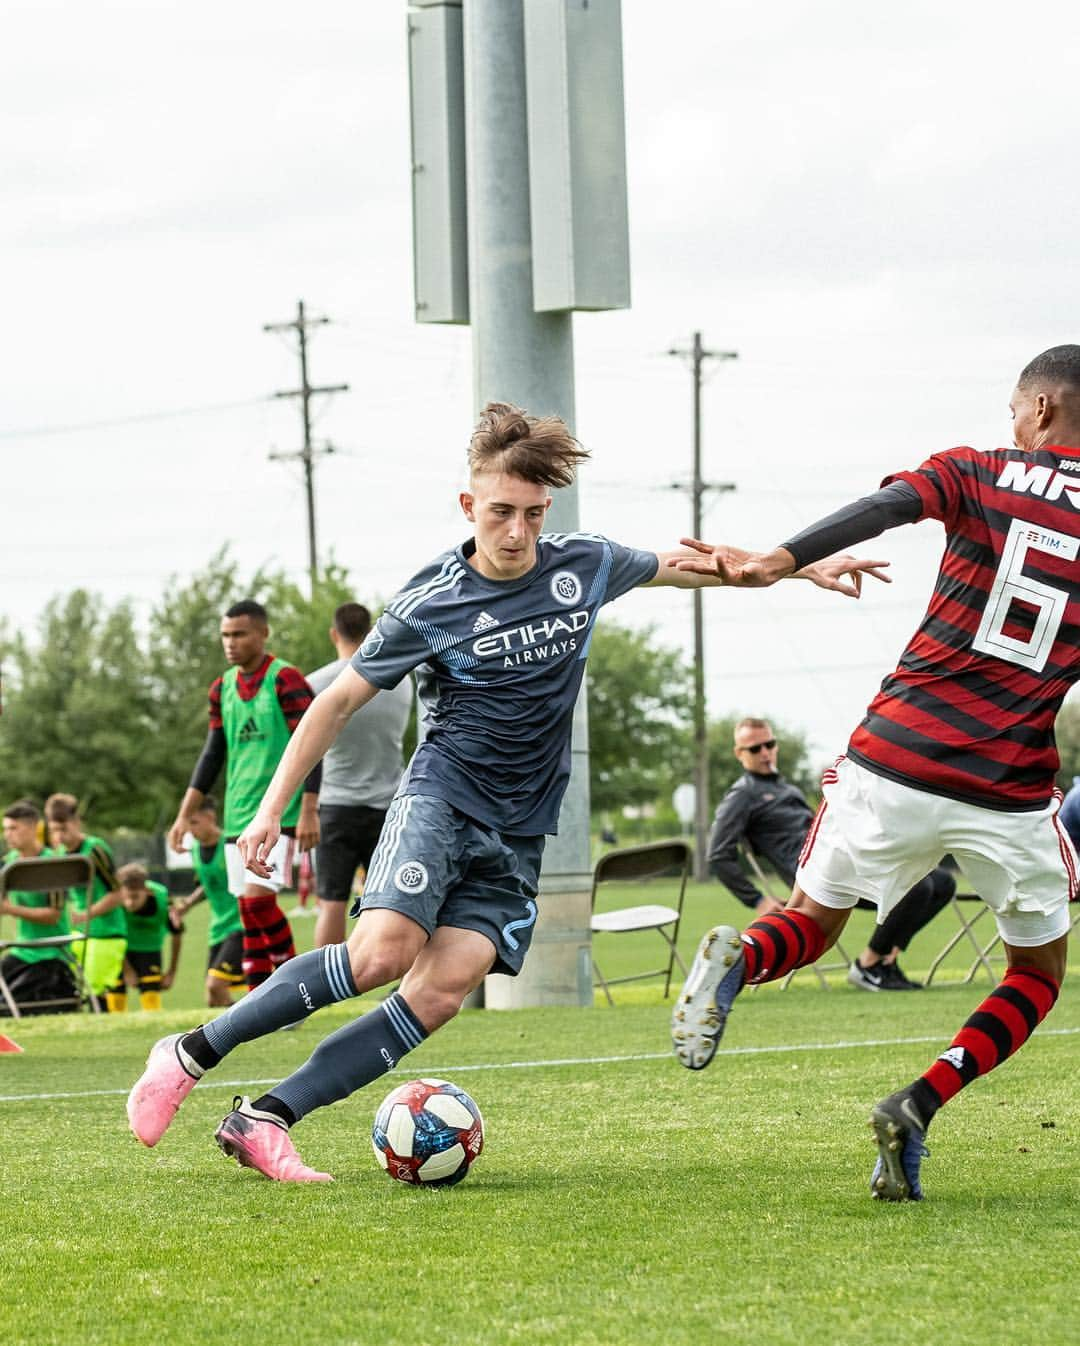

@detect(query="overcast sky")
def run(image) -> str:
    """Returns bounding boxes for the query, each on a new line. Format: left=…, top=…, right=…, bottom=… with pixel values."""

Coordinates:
left=4, top=0, right=1079, bottom=765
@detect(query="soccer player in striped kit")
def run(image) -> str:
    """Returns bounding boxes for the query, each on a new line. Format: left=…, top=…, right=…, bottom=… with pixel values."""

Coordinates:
left=671, top=344, right=1080, bottom=1202
left=128, top=402, right=882, bottom=1181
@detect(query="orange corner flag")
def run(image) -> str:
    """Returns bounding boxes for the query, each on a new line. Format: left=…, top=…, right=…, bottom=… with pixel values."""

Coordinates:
left=0, top=1033, right=25, bottom=1053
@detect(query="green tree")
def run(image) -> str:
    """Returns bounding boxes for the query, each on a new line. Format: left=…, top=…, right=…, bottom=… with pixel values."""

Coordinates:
left=146, top=551, right=362, bottom=813
left=145, top=548, right=248, bottom=818
left=0, top=592, right=157, bottom=828
left=586, top=620, right=693, bottom=813
left=257, top=559, right=357, bottom=675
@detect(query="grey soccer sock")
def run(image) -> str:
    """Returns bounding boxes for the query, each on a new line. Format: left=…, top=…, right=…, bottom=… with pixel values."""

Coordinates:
left=200, top=943, right=357, bottom=1060
left=268, top=991, right=428, bottom=1123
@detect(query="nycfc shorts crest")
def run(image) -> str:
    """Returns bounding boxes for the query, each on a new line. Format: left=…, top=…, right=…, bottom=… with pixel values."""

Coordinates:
left=355, top=794, right=545, bottom=976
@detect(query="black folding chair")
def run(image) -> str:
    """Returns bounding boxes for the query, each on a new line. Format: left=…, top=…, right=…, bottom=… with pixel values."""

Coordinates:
left=0, top=854, right=98, bottom=1017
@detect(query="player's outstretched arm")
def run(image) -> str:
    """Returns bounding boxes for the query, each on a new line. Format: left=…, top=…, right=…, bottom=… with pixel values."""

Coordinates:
left=238, top=666, right=379, bottom=877
left=663, top=481, right=919, bottom=595
left=663, top=538, right=891, bottom=597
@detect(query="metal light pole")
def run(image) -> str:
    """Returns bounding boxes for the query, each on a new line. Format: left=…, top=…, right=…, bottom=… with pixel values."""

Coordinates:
left=407, top=0, right=630, bottom=1005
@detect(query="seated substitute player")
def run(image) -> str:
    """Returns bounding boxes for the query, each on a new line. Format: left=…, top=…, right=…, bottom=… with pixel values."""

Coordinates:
left=670, top=343, right=1080, bottom=1202
left=127, top=401, right=884, bottom=1182
left=116, top=864, right=184, bottom=1011
left=710, top=717, right=957, bottom=989
left=44, top=793, right=126, bottom=1011
left=171, top=796, right=245, bottom=1008
left=0, top=799, right=77, bottom=1014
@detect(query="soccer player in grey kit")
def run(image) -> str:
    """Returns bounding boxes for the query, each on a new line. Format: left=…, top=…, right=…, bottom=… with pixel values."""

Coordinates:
left=127, top=403, right=886, bottom=1181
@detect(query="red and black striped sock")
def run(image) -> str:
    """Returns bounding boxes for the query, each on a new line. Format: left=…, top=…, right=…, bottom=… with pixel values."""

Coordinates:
left=919, top=966, right=1060, bottom=1112
left=238, top=894, right=296, bottom=991
left=740, top=909, right=828, bottom=985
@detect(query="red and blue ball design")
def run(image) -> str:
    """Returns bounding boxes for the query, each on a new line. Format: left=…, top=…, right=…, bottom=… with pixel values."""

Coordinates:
left=372, top=1078, right=485, bottom=1186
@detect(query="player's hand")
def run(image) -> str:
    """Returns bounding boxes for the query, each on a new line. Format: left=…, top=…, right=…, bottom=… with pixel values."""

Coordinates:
left=296, top=804, right=320, bottom=854
left=665, top=537, right=754, bottom=583
left=160, top=971, right=175, bottom=991
left=167, top=816, right=192, bottom=854
left=796, top=553, right=892, bottom=598
left=668, top=539, right=794, bottom=587
left=238, top=812, right=281, bottom=879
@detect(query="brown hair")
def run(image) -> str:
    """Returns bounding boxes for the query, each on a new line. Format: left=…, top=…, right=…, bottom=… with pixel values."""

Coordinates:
left=468, top=402, right=590, bottom=489
left=3, top=799, right=40, bottom=823
left=117, top=862, right=149, bottom=888
left=44, top=793, right=80, bottom=822
left=333, top=602, right=372, bottom=643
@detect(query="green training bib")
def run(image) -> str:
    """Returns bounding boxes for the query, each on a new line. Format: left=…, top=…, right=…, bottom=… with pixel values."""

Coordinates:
left=221, top=658, right=303, bottom=835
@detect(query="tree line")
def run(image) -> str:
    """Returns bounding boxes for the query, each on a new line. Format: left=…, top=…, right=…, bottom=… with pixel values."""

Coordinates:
left=5, top=550, right=1074, bottom=835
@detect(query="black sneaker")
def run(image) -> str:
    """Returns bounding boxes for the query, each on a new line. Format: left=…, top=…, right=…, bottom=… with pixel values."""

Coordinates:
left=879, top=960, right=923, bottom=990
left=846, top=959, right=889, bottom=991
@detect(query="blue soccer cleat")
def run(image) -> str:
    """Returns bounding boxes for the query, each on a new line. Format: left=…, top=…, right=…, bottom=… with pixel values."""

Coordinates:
left=869, top=1088, right=931, bottom=1201
left=671, top=925, right=745, bottom=1070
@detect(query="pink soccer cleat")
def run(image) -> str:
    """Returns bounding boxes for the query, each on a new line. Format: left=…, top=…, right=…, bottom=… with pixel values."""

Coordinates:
left=214, top=1097, right=333, bottom=1183
left=127, top=1033, right=202, bottom=1147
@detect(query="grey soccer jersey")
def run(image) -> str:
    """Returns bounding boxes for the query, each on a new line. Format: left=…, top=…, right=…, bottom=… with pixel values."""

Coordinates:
left=351, top=533, right=658, bottom=835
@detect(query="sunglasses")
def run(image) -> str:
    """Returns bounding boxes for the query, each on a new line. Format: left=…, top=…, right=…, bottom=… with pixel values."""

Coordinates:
left=739, top=739, right=777, bottom=754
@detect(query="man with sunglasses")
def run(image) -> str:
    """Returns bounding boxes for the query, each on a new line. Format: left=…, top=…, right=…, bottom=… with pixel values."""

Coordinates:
left=708, top=717, right=955, bottom=989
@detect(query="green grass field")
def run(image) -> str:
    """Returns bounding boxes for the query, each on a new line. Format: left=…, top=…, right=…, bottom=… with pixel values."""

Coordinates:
left=2, top=886, right=1077, bottom=1346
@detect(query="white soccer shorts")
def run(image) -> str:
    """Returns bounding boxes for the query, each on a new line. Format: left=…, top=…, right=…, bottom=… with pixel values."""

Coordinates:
left=225, top=834, right=295, bottom=897
left=796, top=756, right=1076, bottom=948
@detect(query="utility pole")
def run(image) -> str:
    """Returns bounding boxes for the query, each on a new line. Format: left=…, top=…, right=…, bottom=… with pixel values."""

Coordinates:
left=668, top=332, right=738, bottom=881
left=264, top=299, right=350, bottom=595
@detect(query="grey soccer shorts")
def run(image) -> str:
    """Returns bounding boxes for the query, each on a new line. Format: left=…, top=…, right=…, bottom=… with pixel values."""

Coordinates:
left=352, top=794, right=545, bottom=975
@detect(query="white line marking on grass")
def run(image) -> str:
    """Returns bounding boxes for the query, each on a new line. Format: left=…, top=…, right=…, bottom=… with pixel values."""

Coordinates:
left=2, top=1025, right=1077, bottom=1105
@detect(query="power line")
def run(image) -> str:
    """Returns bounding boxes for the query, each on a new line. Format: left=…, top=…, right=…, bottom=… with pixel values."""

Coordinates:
left=0, top=397, right=270, bottom=441
left=264, top=300, right=350, bottom=596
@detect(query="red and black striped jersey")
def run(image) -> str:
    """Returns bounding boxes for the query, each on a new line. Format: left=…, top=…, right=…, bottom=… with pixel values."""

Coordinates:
left=847, top=443, right=1080, bottom=811
left=207, top=654, right=314, bottom=733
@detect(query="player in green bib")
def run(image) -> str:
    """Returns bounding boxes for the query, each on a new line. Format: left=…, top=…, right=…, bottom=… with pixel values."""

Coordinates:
left=44, top=793, right=126, bottom=1010
left=0, top=799, right=78, bottom=1014
left=172, top=796, right=244, bottom=1006
left=117, top=864, right=184, bottom=1011
left=167, top=599, right=320, bottom=990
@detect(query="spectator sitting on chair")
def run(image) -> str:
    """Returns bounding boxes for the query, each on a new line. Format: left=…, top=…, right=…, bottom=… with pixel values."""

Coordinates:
left=0, top=799, right=77, bottom=1014
left=708, top=718, right=955, bottom=990
left=116, top=864, right=184, bottom=1012
left=44, top=793, right=127, bottom=1011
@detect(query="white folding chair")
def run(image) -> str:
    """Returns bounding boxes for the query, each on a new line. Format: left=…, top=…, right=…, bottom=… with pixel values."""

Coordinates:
left=923, top=894, right=1001, bottom=987
left=590, top=840, right=691, bottom=1006
left=0, top=854, right=98, bottom=1017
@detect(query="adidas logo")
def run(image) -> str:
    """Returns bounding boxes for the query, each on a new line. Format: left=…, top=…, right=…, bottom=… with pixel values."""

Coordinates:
left=939, top=1046, right=967, bottom=1071
left=237, top=715, right=264, bottom=743
left=472, top=610, right=499, bottom=633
